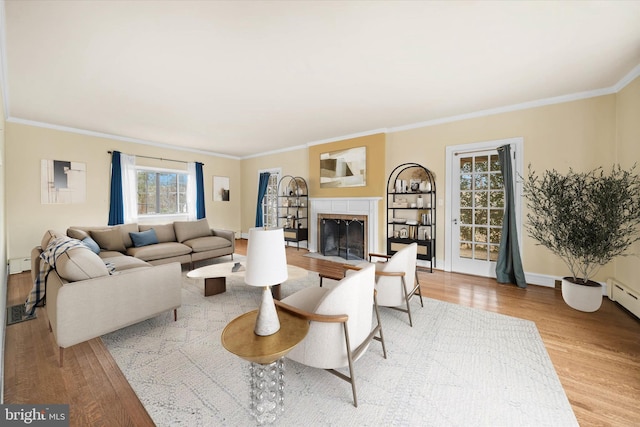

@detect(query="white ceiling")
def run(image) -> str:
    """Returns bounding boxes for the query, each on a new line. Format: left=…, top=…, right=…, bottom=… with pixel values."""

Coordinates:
left=2, top=1, right=639, bottom=159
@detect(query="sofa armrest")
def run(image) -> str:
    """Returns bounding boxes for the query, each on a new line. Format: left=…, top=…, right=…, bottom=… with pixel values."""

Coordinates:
left=212, top=229, right=235, bottom=251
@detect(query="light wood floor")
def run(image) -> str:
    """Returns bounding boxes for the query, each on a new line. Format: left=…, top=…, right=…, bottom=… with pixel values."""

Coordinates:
left=4, top=240, right=640, bottom=426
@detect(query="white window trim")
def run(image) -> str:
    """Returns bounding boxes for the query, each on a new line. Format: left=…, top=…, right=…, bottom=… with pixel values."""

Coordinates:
left=135, top=165, right=191, bottom=223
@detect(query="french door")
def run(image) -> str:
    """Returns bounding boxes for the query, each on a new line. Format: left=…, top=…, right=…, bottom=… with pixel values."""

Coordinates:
left=445, top=138, right=523, bottom=277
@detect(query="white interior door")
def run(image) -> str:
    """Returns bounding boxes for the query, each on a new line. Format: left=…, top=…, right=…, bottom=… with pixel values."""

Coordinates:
left=445, top=138, right=523, bottom=277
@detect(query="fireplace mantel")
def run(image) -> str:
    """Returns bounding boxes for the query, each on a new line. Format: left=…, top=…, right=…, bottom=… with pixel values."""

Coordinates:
left=309, top=197, right=381, bottom=255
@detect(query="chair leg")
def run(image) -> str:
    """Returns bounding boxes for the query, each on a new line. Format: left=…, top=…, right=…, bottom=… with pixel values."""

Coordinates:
left=342, top=323, right=358, bottom=407
left=174, top=308, right=177, bottom=321
left=401, top=277, right=414, bottom=327
left=415, top=270, right=424, bottom=307
left=326, top=322, right=359, bottom=407
left=373, top=293, right=387, bottom=359
left=59, top=347, right=64, bottom=368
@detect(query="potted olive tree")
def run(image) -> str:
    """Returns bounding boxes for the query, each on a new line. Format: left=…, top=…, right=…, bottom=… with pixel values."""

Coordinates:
left=522, top=164, right=640, bottom=312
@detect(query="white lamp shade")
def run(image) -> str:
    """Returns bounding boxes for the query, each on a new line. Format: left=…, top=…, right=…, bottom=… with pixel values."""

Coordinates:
left=245, top=227, right=288, bottom=287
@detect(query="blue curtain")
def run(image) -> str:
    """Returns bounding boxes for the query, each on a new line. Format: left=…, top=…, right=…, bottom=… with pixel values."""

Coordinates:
left=195, top=162, right=206, bottom=219
left=108, top=151, right=124, bottom=225
left=495, top=144, right=527, bottom=288
left=255, top=172, right=271, bottom=227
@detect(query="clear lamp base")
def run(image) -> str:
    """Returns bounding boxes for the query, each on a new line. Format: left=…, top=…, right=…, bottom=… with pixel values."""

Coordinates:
left=249, top=359, right=285, bottom=425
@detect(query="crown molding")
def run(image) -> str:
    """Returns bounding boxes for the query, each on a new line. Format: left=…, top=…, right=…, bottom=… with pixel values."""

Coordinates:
left=612, top=63, right=640, bottom=92
left=389, top=86, right=617, bottom=134
left=241, top=143, right=308, bottom=160
left=305, top=128, right=388, bottom=147
left=6, top=117, right=240, bottom=160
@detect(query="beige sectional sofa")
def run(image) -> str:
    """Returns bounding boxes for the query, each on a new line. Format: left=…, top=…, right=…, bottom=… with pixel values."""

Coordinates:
left=30, top=219, right=235, bottom=367
left=67, top=218, right=235, bottom=268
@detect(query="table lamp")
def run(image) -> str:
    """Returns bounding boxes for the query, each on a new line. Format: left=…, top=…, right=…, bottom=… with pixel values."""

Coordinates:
left=245, top=227, right=288, bottom=336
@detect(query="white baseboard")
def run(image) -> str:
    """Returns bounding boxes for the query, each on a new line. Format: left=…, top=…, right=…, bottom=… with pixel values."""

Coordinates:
left=526, top=272, right=607, bottom=295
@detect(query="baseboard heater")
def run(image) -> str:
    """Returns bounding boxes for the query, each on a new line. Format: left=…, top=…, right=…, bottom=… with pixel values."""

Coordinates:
left=608, top=278, right=640, bottom=319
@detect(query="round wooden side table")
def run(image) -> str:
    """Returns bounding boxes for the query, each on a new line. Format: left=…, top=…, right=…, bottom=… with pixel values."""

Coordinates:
left=221, top=308, right=308, bottom=424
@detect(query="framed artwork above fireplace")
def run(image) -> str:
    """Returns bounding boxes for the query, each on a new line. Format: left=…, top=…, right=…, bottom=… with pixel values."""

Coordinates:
left=319, top=146, right=366, bottom=188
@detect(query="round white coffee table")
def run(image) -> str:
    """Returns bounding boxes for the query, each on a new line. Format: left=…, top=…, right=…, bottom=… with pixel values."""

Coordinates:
left=187, top=262, right=308, bottom=299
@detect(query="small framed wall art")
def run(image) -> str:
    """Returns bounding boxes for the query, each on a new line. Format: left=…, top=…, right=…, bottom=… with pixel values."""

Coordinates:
left=213, top=176, right=230, bottom=201
left=41, top=159, right=86, bottom=204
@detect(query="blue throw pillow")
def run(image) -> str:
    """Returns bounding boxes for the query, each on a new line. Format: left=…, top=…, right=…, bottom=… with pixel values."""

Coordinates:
left=129, top=229, right=159, bottom=248
left=82, top=236, right=101, bottom=254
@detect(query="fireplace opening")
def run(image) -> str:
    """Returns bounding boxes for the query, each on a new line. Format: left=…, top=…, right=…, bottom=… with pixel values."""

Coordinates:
left=319, top=216, right=366, bottom=260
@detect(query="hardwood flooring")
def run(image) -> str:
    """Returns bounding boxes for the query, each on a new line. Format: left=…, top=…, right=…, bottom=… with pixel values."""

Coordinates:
left=4, top=240, right=640, bottom=426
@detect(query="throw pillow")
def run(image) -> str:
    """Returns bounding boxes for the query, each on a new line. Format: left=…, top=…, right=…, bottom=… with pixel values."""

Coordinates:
left=90, top=228, right=126, bottom=252
left=174, top=218, right=212, bottom=243
left=82, top=236, right=101, bottom=254
left=139, top=223, right=176, bottom=243
left=129, top=229, right=159, bottom=247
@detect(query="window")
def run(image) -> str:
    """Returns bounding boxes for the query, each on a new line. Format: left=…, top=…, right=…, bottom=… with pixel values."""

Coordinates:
left=260, top=168, right=281, bottom=228
left=137, top=168, right=188, bottom=215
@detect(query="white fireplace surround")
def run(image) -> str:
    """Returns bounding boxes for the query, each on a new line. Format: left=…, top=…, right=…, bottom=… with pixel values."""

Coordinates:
left=309, top=197, right=381, bottom=256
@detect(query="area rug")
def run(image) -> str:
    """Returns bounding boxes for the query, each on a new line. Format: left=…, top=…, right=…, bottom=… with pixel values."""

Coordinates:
left=102, top=268, right=578, bottom=426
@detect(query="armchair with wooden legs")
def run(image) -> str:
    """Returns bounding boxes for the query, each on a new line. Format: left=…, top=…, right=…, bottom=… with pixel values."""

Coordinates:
left=274, top=263, right=386, bottom=407
left=367, top=242, right=423, bottom=327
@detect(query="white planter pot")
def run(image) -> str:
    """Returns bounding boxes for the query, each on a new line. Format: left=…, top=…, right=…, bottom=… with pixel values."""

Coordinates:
left=561, top=278, right=602, bottom=312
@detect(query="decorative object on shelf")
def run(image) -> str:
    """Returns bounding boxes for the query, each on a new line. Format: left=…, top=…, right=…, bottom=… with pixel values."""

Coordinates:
left=244, top=227, right=288, bottom=336
left=387, top=162, right=436, bottom=272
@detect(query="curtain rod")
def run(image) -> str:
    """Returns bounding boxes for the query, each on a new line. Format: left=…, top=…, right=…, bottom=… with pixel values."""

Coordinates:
left=453, top=146, right=513, bottom=156
left=107, top=151, right=203, bottom=165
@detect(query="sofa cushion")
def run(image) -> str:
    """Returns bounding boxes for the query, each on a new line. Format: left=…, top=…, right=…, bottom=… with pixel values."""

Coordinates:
left=118, top=223, right=139, bottom=248
left=183, top=236, right=232, bottom=253
left=82, top=237, right=101, bottom=254
left=55, top=247, right=110, bottom=282
left=67, top=228, right=89, bottom=240
left=129, top=229, right=159, bottom=247
left=139, top=223, right=176, bottom=243
left=174, top=219, right=211, bottom=243
left=91, top=228, right=126, bottom=252
left=105, top=255, right=152, bottom=271
left=98, top=251, right=127, bottom=259
left=126, top=242, right=192, bottom=261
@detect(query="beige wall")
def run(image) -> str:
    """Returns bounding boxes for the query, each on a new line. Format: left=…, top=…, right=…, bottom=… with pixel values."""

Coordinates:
left=5, top=122, right=241, bottom=259
left=1, top=82, right=7, bottom=399
left=614, top=76, right=640, bottom=292
left=240, top=148, right=309, bottom=236
left=4, top=76, right=637, bottom=288
left=387, top=94, right=617, bottom=280
left=308, top=133, right=387, bottom=249
left=239, top=90, right=632, bottom=284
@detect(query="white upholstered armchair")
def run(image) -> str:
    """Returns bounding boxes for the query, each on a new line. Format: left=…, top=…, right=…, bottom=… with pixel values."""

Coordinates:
left=369, top=242, right=423, bottom=326
left=274, top=263, right=386, bottom=407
